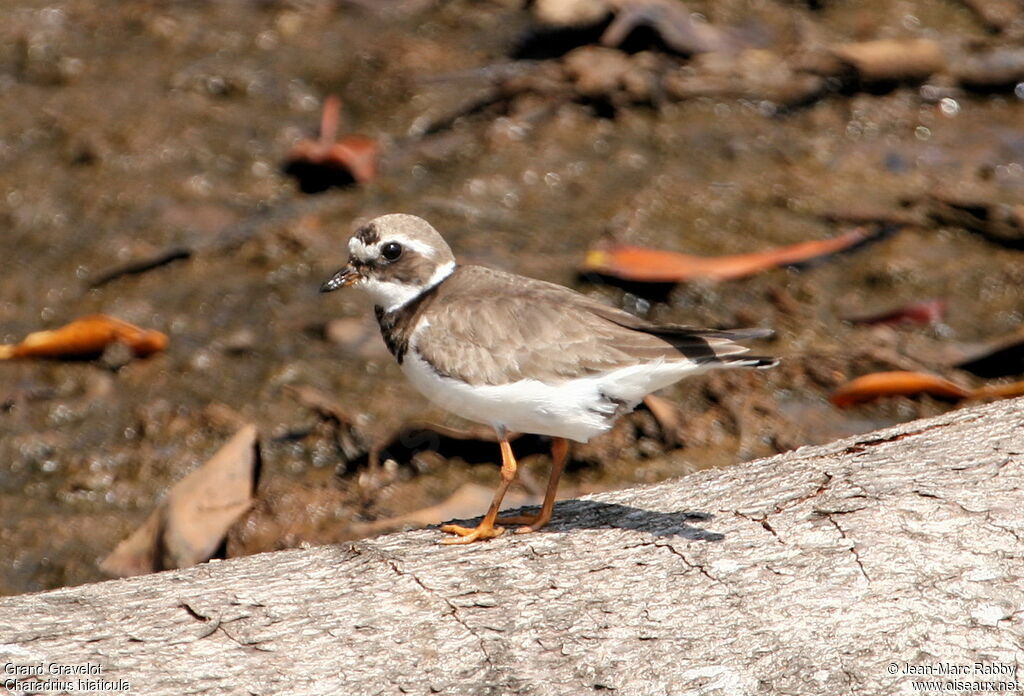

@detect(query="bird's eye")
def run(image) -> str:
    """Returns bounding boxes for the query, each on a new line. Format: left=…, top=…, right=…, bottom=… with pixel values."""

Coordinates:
left=381, top=241, right=402, bottom=261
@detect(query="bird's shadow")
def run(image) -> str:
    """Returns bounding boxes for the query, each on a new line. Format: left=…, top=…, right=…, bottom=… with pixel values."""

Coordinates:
left=443, top=500, right=725, bottom=542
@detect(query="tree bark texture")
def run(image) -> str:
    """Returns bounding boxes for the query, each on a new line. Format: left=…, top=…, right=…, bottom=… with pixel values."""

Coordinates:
left=2, top=398, right=1023, bottom=695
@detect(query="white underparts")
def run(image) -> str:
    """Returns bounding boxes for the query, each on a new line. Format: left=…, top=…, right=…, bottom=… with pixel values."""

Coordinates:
left=401, top=348, right=712, bottom=443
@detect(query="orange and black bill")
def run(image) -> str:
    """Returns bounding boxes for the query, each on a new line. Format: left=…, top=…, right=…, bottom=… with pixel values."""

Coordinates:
left=320, top=265, right=361, bottom=293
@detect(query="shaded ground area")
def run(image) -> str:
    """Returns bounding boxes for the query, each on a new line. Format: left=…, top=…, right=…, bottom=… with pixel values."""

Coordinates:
left=1, top=0, right=1022, bottom=595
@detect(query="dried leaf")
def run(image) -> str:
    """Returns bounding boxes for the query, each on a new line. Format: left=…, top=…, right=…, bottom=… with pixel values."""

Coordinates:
left=285, top=384, right=356, bottom=427
left=162, top=424, right=260, bottom=568
left=642, top=394, right=685, bottom=447
left=971, top=381, right=1024, bottom=400
left=284, top=95, right=379, bottom=189
left=831, top=39, right=945, bottom=82
left=99, top=511, right=163, bottom=578
left=326, top=136, right=378, bottom=184
left=600, top=0, right=737, bottom=55
left=101, top=425, right=261, bottom=577
left=582, top=228, right=872, bottom=282
left=955, top=328, right=1024, bottom=378
left=830, top=371, right=971, bottom=408
left=0, top=314, right=168, bottom=361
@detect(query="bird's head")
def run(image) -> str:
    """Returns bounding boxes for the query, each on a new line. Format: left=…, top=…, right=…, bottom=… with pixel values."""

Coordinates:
left=320, top=214, right=456, bottom=312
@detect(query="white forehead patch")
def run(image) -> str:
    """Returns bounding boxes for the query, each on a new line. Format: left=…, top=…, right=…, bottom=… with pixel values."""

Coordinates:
left=348, top=236, right=377, bottom=262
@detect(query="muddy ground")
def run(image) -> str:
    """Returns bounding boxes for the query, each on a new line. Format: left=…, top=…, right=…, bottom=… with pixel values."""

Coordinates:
left=1, top=0, right=1022, bottom=596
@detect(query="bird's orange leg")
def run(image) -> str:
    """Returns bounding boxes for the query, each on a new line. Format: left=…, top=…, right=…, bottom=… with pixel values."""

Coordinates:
left=497, top=437, right=568, bottom=533
left=439, top=437, right=518, bottom=544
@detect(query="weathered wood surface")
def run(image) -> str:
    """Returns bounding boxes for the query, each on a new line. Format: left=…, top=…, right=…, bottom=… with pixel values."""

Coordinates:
left=2, top=399, right=1023, bottom=695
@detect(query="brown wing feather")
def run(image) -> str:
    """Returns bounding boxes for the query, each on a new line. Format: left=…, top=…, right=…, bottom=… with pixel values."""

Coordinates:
left=414, top=266, right=773, bottom=387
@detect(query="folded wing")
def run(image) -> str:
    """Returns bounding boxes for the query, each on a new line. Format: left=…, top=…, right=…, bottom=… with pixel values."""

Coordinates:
left=415, top=266, right=775, bottom=387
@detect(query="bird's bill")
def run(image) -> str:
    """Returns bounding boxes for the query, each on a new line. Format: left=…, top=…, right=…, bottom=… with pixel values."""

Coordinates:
left=319, top=265, right=361, bottom=293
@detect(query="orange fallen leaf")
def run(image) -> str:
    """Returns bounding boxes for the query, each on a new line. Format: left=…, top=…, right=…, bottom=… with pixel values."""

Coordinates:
left=0, top=314, right=168, bottom=361
left=831, top=370, right=1024, bottom=408
left=971, top=381, right=1024, bottom=401
left=830, top=371, right=972, bottom=407
left=285, top=95, right=379, bottom=186
left=326, top=135, right=378, bottom=184
left=582, top=228, right=871, bottom=282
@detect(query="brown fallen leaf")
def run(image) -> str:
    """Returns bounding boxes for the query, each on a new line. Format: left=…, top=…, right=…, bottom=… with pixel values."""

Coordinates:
left=284, top=384, right=356, bottom=428
left=831, top=39, right=945, bottom=83
left=642, top=394, right=685, bottom=447
left=843, top=298, right=946, bottom=327
left=599, top=0, right=739, bottom=56
left=0, top=314, right=168, bottom=361
left=101, top=425, right=261, bottom=577
left=955, top=328, right=1024, bottom=378
left=582, top=227, right=874, bottom=282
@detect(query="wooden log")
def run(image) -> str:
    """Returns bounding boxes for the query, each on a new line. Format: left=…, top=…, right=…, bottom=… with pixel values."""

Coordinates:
left=2, top=398, right=1023, bottom=695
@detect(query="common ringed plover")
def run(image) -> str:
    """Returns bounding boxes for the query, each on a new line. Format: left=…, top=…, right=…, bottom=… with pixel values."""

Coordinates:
left=321, top=214, right=777, bottom=544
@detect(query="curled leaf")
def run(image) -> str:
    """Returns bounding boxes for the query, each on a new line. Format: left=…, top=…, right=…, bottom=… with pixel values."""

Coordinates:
left=599, top=0, right=738, bottom=55
left=284, top=95, right=379, bottom=191
left=101, top=425, right=261, bottom=577
left=0, top=314, right=168, bottom=361
left=582, top=227, right=872, bottom=282
left=843, top=298, right=946, bottom=327
left=325, top=135, right=378, bottom=184
left=830, top=371, right=971, bottom=408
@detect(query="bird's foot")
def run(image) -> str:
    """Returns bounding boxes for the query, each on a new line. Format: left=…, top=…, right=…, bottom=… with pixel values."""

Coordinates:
left=439, top=523, right=506, bottom=545
left=495, top=513, right=551, bottom=534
